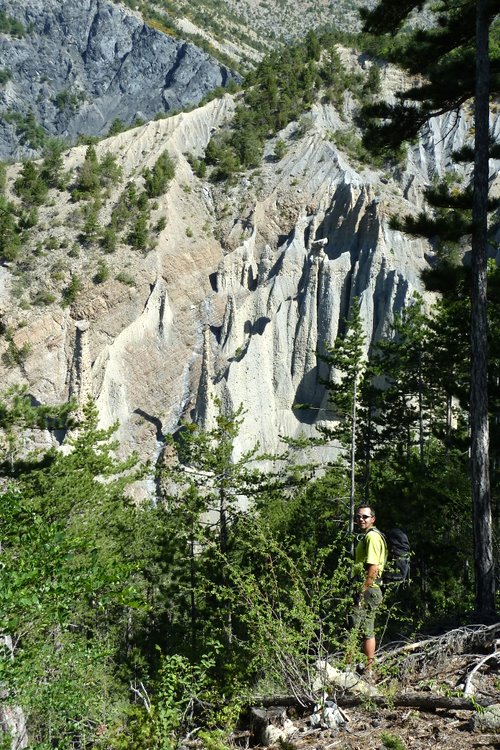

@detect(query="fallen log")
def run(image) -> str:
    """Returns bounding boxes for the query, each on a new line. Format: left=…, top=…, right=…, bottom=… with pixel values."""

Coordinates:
left=337, top=692, right=497, bottom=711
left=253, top=693, right=496, bottom=712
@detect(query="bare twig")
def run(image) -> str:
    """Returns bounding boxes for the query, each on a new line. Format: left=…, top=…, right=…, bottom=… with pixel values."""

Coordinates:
left=129, top=681, right=152, bottom=713
left=463, top=639, right=500, bottom=696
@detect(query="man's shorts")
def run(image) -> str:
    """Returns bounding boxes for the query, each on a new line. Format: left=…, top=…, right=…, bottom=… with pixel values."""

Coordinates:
left=348, top=586, right=383, bottom=639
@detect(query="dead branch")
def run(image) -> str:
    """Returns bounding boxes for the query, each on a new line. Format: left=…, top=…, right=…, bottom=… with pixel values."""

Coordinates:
left=463, top=639, right=500, bottom=696
left=379, top=623, right=500, bottom=661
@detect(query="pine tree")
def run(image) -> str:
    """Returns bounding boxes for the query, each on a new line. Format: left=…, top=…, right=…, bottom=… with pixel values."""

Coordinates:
left=160, top=403, right=267, bottom=658
left=361, top=0, right=498, bottom=618
left=319, top=299, right=366, bottom=543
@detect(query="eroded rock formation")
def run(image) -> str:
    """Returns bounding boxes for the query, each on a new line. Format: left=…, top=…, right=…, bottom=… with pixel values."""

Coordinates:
left=1, top=60, right=495, bottom=488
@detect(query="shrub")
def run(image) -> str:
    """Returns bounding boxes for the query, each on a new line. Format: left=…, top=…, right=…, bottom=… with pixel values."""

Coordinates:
left=155, top=216, right=167, bottom=233
left=32, top=289, right=56, bottom=306
left=0, top=11, right=25, bottom=36
left=53, top=88, right=85, bottom=113
left=94, top=260, right=110, bottom=284
left=101, top=226, right=117, bottom=253
left=115, top=271, right=136, bottom=286
left=128, top=212, right=149, bottom=251
left=99, top=152, right=123, bottom=187
left=274, top=138, right=287, bottom=160
left=0, top=199, right=21, bottom=262
left=2, top=339, right=32, bottom=367
left=73, top=145, right=100, bottom=198
left=62, top=274, right=82, bottom=307
left=40, top=139, right=66, bottom=189
left=107, top=118, right=126, bottom=136
left=4, top=109, right=46, bottom=150
left=143, top=151, right=175, bottom=198
left=13, top=161, right=48, bottom=206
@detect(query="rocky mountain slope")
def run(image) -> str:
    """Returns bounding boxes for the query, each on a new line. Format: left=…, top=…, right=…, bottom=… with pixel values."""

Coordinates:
left=0, top=0, right=236, bottom=159
left=138, top=0, right=377, bottom=63
left=2, top=48, right=494, bottom=491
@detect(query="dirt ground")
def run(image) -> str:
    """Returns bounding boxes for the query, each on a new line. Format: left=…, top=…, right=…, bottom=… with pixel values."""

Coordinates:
left=244, top=629, right=500, bottom=750
left=288, top=704, right=499, bottom=750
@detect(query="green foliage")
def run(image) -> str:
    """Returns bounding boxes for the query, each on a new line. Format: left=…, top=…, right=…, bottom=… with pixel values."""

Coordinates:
left=155, top=215, right=167, bottom=233
left=53, top=88, right=85, bottom=113
left=0, top=68, right=12, bottom=84
left=143, top=151, right=175, bottom=198
left=0, top=196, right=21, bottom=262
left=94, top=259, right=110, bottom=283
left=0, top=399, right=151, bottom=747
left=0, top=10, right=26, bottom=36
left=329, top=129, right=384, bottom=167
left=61, top=273, right=82, bottom=307
left=204, top=30, right=376, bottom=179
left=3, top=109, right=46, bottom=150
left=32, top=288, right=56, bottom=306
left=13, top=160, right=48, bottom=206
left=101, top=224, right=118, bottom=253
left=359, top=0, right=498, bottom=154
left=1, top=337, right=32, bottom=368
left=108, top=117, right=126, bottom=136
left=116, top=271, right=136, bottom=286
left=80, top=195, right=102, bottom=244
left=381, top=731, right=406, bottom=750
left=128, top=209, right=150, bottom=251
left=99, top=151, right=123, bottom=187
left=39, top=139, right=66, bottom=189
left=73, top=144, right=101, bottom=198
left=0, top=161, right=6, bottom=193
left=273, top=138, right=287, bottom=160
left=186, top=153, right=207, bottom=178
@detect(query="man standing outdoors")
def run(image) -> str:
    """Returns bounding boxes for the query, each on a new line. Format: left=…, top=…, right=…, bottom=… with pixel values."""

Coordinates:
left=349, top=505, right=387, bottom=674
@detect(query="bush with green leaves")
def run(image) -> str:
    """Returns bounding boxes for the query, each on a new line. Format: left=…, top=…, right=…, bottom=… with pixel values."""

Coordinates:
left=0, top=10, right=25, bottom=36
left=3, top=110, right=46, bottom=150
left=53, top=88, right=85, bottom=113
left=94, top=259, right=110, bottom=283
left=143, top=150, right=175, bottom=198
left=0, top=398, right=147, bottom=748
left=101, top=225, right=118, bottom=252
left=13, top=161, right=48, bottom=207
left=61, top=273, right=82, bottom=306
left=40, top=139, right=67, bottom=189
left=0, top=197, right=21, bottom=262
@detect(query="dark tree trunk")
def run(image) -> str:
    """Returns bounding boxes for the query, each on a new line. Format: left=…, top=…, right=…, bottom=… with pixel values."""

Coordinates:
left=471, top=0, right=496, bottom=618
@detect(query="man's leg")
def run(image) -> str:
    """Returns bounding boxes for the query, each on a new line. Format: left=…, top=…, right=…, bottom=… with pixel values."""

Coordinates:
left=362, top=636, right=376, bottom=670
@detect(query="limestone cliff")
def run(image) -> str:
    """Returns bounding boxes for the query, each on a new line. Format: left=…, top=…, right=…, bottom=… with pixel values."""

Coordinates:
left=0, top=58, right=494, bottom=486
left=0, top=0, right=236, bottom=159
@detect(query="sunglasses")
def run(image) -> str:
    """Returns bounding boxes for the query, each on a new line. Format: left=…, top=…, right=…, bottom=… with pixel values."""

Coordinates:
left=356, top=514, right=373, bottom=520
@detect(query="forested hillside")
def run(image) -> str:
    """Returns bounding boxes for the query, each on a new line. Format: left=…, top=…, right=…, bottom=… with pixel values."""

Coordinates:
left=0, top=0, right=499, bottom=748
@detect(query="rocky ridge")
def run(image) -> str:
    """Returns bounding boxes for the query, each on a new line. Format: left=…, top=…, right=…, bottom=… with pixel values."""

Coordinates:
left=1, top=54, right=497, bottom=490
left=0, top=0, right=236, bottom=159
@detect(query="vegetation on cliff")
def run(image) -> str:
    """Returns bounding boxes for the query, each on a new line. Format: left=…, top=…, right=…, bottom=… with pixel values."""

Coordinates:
left=1, top=282, right=498, bottom=746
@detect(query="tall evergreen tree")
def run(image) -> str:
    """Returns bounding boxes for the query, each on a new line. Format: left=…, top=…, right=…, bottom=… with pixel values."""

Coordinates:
left=361, top=0, right=499, bottom=618
left=319, top=299, right=366, bottom=543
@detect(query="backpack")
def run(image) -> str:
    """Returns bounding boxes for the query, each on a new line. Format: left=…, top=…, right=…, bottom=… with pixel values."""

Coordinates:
left=367, top=527, right=411, bottom=585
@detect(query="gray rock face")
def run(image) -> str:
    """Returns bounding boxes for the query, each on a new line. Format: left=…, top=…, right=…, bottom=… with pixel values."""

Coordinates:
left=0, top=0, right=235, bottom=158
left=1, top=58, right=496, bottom=493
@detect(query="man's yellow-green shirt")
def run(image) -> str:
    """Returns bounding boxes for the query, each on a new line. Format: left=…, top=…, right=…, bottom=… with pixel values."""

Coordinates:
left=354, top=528, right=387, bottom=587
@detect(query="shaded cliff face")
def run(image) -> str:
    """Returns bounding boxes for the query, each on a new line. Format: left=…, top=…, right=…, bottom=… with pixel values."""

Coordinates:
left=0, top=0, right=235, bottom=159
left=0, top=60, right=490, bottom=486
